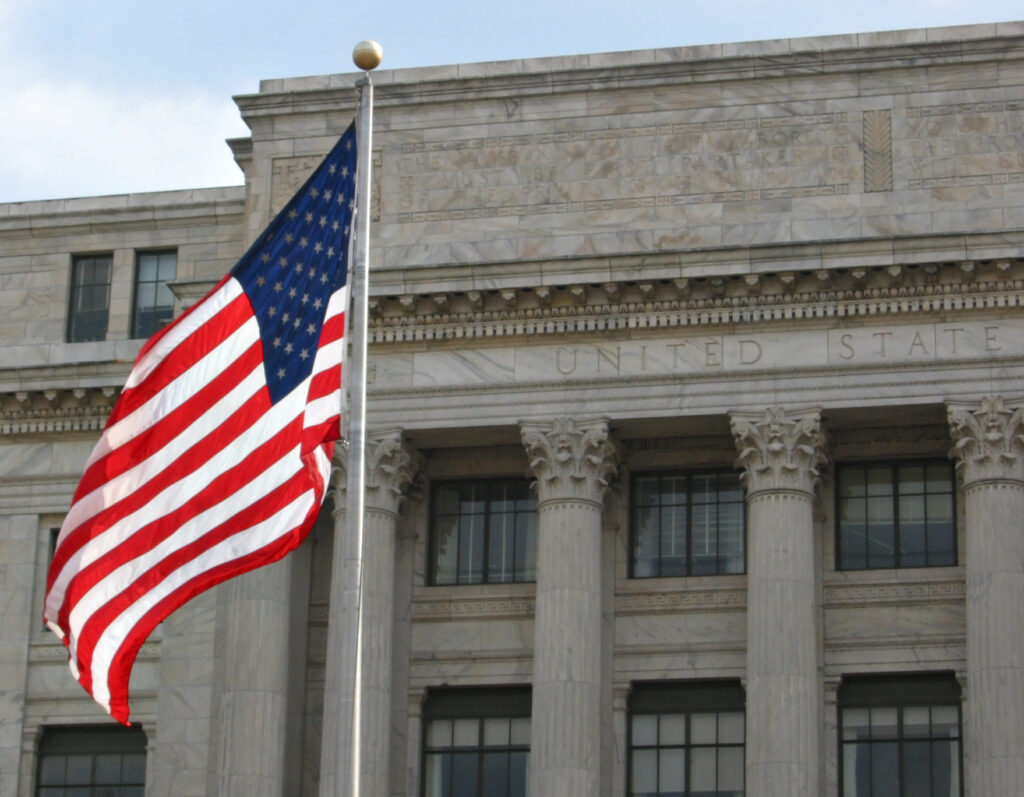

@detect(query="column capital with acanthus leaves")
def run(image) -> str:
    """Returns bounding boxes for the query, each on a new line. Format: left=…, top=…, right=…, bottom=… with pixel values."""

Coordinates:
left=730, top=406, right=827, bottom=497
left=520, top=417, right=619, bottom=507
left=947, top=396, right=1024, bottom=486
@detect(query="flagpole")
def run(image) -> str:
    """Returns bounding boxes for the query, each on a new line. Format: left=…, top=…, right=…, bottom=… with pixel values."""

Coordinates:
left=321, top=40, right=380, bottom=797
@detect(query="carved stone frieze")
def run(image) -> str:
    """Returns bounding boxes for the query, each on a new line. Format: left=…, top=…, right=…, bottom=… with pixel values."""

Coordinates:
left=731, top=407, right=827, bottom=496
left=948, top=396, right=1024, bottom=484
left=412, top=596, right=535, bottom=621
left=30, top=641, right=159, bottom=662
left=616, top=588, right=746, bottom=614
left=520, top=417, right=619, bottom=506
left=824, top=579, right=965, bottom=606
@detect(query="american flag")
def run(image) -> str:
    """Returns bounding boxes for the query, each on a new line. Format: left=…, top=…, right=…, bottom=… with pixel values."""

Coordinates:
left=43, top=122, right=358, bottom=723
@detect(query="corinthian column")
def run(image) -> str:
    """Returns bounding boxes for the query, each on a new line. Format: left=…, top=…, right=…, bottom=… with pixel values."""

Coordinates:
left=948, top=397, right=1024, bottom=795
left=520, top=417, right=619, bottom=797
left=731, top=407, right=826, bottom=797
left=320, top=429, right=418, bottom=797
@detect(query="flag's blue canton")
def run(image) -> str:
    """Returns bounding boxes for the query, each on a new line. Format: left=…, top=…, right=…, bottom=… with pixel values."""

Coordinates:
left=231, top=123, right=357, bottom=404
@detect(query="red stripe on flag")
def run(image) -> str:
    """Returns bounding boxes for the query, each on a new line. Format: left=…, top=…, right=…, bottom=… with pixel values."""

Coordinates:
left=101, top=450, right=326, bottom=723
left=48, top=361, right=272, bottom=595
left=108, top=291, right=253, bottom=425
left=56, top=412, right=303, bottom=634
left=73, top=462, right=313, bottom=695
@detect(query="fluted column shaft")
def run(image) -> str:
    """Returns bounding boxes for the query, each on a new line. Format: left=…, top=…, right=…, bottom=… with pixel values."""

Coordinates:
left=521, top=417, right=618, bottom=797
left=321, top=430, right=417, bottom=797
left=948, top=397, right=1024, bottom=795
left=217, top=558, right=292, bottom=796
left=732, top=407, right=826, bottom=797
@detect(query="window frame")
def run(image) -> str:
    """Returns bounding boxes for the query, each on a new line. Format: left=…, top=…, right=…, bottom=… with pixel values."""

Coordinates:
left=36, top=723, right=147, bottom=796
left=67, top=254, right=113, bottom=343
left=834, top=458, right=958, bottom=571
left=131, top=249, right=178, bottom=340
left=428, top=478, right=538, bottom=586
left=421, top=686, right=531, bottom=797
left=627, top=680, right=746, bottom=797
left=838, top=673, right=963, bottom=797
left=629, top=469, right=747, bottom=578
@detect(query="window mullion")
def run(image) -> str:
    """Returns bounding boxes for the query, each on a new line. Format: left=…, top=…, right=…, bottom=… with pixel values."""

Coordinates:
left=684, top=475, right=692, bottom=578
left=482, top=487, right=491, bottom=585
left=892, top=464, right=901, bottom=569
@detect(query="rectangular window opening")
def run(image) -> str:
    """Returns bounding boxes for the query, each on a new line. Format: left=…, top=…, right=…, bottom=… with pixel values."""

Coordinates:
left=631, top=470, right=745, bottom=578
left=430, top=479, right=537, bottom=585
left=836, top=460, right=956, bottom=571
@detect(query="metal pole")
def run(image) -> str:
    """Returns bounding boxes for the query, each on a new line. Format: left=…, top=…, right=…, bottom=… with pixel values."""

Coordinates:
left=320, top=70, right=373, bottom=797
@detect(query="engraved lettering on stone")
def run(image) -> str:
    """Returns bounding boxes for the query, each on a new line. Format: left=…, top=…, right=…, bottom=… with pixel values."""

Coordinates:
left=739, top=339, right=762, bottom=365
left=556, top=348, right=577, bottom=375
left=863, top=110, right=893, bottom=192
left=986, top=326, right=1001, bottom=351
left=731, top=407, right=827, bottom=495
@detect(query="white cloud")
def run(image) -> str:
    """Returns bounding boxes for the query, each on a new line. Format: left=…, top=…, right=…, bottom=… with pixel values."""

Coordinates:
left=0, top=79, right=248, bottom=202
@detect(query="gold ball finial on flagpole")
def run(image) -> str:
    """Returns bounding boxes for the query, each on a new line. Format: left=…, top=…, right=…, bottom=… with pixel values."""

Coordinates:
left=352, top=40, right=383, bottom=71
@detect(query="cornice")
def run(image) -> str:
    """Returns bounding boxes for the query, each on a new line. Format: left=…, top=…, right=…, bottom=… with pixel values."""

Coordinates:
left=0, top=386, right=119, bottom=435
left=369, top=258, right=1024, bottom=344
left=0, top=189, right=245, bottom=238
left=237, top=26, right=1024, bottom=119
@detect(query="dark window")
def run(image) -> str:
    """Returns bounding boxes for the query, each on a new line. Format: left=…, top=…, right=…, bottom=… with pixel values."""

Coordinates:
left=422, top=687, right=530, bottom=797
left=631, top=471, right=745, bottom=577
left=430, top=480, right=537, bottom=585
left=67, top=255, right=112, bottom=342
left=37, top=724, right=147, bottom=796
left=837, top=461, right=956, bottom=570
left=839, top=674, right=962, bottom=797
left=132, top=251, right=177, bottom=339
left=629, top=681, right=745, bottom=796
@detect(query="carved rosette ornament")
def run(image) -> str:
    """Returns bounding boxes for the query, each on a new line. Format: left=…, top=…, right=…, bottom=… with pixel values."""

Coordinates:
left=730, top=407, right=827, bottom=497
left=948, top=397, right=1024, bottom=485
left=520, top=417, right=619, bottom=506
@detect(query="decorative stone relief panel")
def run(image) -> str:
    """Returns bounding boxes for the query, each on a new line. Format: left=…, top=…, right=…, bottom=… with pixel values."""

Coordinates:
left=862, top=110, right=893, bottom=192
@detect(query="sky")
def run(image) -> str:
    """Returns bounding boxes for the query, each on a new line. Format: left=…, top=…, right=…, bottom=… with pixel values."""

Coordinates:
left=0, top=0, right=1020, bottom=204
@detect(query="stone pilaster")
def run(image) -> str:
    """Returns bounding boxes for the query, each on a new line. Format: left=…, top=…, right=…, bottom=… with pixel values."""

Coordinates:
left=731, top=407, right=826, bottom=797
left=319, top=430, right=417, bottom=797
left=0, top=515, right=37, bottom=797
left=520, top=417, right=618, bottom=797
left=948, top=397, right=1024, bottom=795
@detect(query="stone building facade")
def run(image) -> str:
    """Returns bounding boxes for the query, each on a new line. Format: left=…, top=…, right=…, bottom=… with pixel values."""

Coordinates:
left=2, top=20, right=1024, bottom=797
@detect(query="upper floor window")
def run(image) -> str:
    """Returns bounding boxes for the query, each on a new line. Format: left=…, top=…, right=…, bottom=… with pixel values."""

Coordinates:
left=629, top=680, right=745, bottom=797
left=836, top=461, right=955, bottom=570
left=839, top=673, right=962, bottom=797
left=423, top=687, right=530, bottom=797
left=132, top=250, right=177, bottom=339
left=37, top=724, right=147, bottom=796
left=631, top=471, right=745, bottom=578
left=430, top=479, right=537, bottom=585
left=67, top=254, right=112, bottom=342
